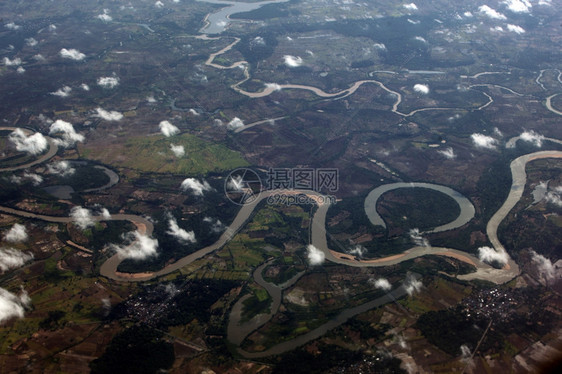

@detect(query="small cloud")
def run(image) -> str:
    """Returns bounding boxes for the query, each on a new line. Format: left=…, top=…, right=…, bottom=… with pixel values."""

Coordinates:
left=50, top=86, right=72, bottom=98
left=477, top=246, right=509, bottom=266
left=111, top=231, right=158, bottom=260
left=48, top=24, right=57, bottom=31
left=283, top=55, right=303, bottom=67
left=0, top=248, right=34, bottom=272
left=146, top=95, right=156, bottom=103
left=507, top=24, right=525, bottom=34
left=306, top=244, right=325, bottom=266
left=369, top=277, right=392, bottom=291
left=226, top=174, right=243, bottom=192
left=404, top=274, right=422, bottom=295
left=520, top=130, right=544, bottom=147
left=203, top=217, right=225, bottom=233
left=70, top=206, right=95, bottom=230
left=463, top=11, right=473, bottom=17
left=16, top=66, right=25, bottom=74
left=491, top=26, right=504, bottom=32
left=437, top=147, right=456, bottom=159
left=478, top=5, right=507, bottom=20
left=159, top=120, right=179, bottom=137
left=5, top=22, right=21, bottom=30
left=373, top=43, right=387, bottom=50
left=413, top=36, right=427, bottom=43
left=49, top=120, right=85, bottom=148
left=97, top=76, right=120, bottom=89
left=96, top=206, right=111, bottom=219
left=3, top=57, right=22, bottom=66
left=403, top=3, right=418, bottom=11
left=545, top=185, right=562, bottom=207
left=348, top=245, right=366, bottom=258
left=9, top=129, right=48, bottom=155
left=170, top=144, right=185, bottom=157
left=94, top=107, right=123, bottom=121
left=529, top=250, right=555, bottom=281
left=155, top=1, right=164, bottom=8
left=503, top=0, right=531, bottom=13
left=47, top=160, right=75, bottom=177
left=471, top=133, right=497, bottom=149
left=3, top=224, right=28, bottom=243
left=23, top=172, right=43, bottom=186
left=167, top=216, right=196, bottom=244
left=265, top=83, right=283, bottom=91
left=81, top=83, right=90, bottom=91
left=33, top=54, right=46, bottom=62
left=180, top=178, right=212, bottom=196
left=97, top=13, right=113, bottom=22
left=25, top=38, right=38, bottom=47
left=413, top=83, right=429, bottom=94
left=409, top=228, right=429, bottom=247
left=0, top=287, right=31, bottom=323
left=60, top=48, right=86, bottom=61
left=227, top=117, right=244, bottom=131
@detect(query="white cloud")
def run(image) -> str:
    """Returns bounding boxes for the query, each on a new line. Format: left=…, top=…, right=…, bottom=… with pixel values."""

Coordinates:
left=170, top=144, right=185, bottom=157
left=23, top=172, right=43, bottom=186
left=306, top=244, right=325, bottom=266
left=159, top=120, right=179, bottom=137
left=520, top=130, right=544, bottom=147
left=5, top=22, right=21, bottom=30
left=60, top=48, right=86, bottom=61
left=529, top=250, right=555, bottom=281
left=373, top=43, right=387, bottom=50
left=97, top=76, right=120, bottom=89
left=3, top=224, right=28, bottom=243
left=146, top=96, right=157, bottom=103
left=98, top=207, right=111, bottom=219
left=265, top=83, right=283, bottom=91
left=403, top=3, right=418, bottom=11
left=180, top=178, right=212, bottom=196
left=491, top=26, right=504, bottom=32
left=471, top=133, right=497, bottom=149
left=414, top=36, right=427, bottom=43
left=81, top=83, right=90, bottom=91
left=477, top=246, right=509, bottom=266
left=70, top=206, right=95, bottom=230
left=478, top=5, right=507, bottom=20
left=507, top=24, right=525, bottom=34
left=203, top=217, right=225, bottom=233
left=0, top=248, right=33, bottom=272
left=503, top=0, right=531, bottom=13
left=437, top=147, right=456, bottom=159
left=3, top=57, right=22, bottom=66
left=48, top=24, right=57, bottom=31
left=413, top=84, right=429, bottom=94
left=167, top=216, right=196, bottom=244
left=97, top=14, right=113, bottom=22
left=0, top=287, right=31, bottom=324
left=33, top=54, right=46, bottom=62
left=50, top=86, right=72, bottom=98
left=348, top=245, right=366, bottom=258
left=16, top=66, right=25, bottom=74
left=94, top=107, right=123, bottom=121
left=49, top=120, right=85, bottom=148
left=111, top=231, right=158, bottom=260
left=463, top=11, right=474, bottom=17
left=155, top=1, right=165, bottom=8
left=48, top=160, right=75, bottom=177
left=404, top=274, right=422, bottom=295
left=226, top=174, right=244, bottom=191
left=409, top=228, right=429, bottom=247
left=369, top=277, right=392, bottom=291
left=283, top=55, right=303, bottom=67
left=25, top=38, right=38, bottom=47
left=545, top=186, right=562, bottom=207
left=227, top=117, right=244, bottom=131
left=9, top=129, right=48, bottom=155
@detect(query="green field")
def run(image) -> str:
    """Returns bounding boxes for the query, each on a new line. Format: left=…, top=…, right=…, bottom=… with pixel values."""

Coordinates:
left=78, top=133, right=248, bottom=174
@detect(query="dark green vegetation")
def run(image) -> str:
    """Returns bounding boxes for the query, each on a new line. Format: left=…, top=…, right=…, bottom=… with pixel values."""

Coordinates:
left=271, top=343, right=405, bottom=374
left=90, top=325, right=174, bottom=374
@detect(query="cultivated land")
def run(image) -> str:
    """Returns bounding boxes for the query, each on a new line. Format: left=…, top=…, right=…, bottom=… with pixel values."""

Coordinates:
left=1, top=0, right=562, bottom=373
